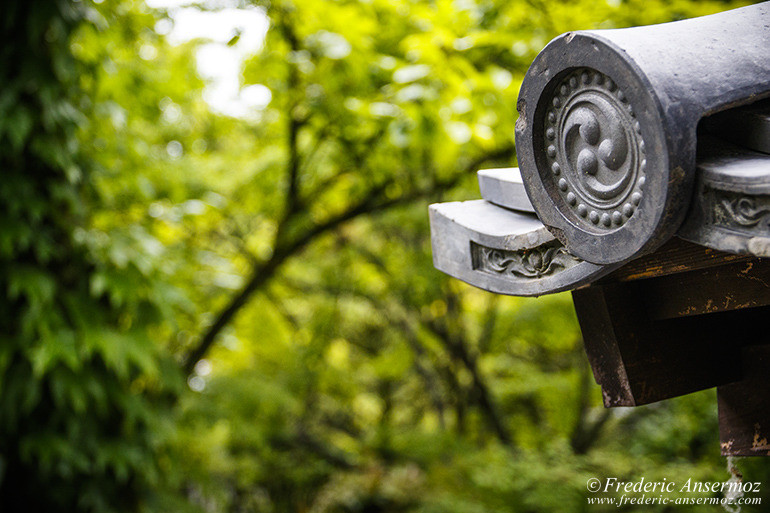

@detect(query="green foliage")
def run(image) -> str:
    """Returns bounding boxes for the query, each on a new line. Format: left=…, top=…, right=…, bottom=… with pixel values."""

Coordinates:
left=3, top=0, right=768, bottom=511
left=0, top=1, right=181, bottom=510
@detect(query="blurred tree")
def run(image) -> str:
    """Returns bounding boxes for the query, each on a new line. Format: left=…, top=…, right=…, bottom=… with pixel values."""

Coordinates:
left=0, top=1, right=181, bottom=511
left=154, top=0, right=764, bottom=511
left=3, top=0, right=768, bottom=511
left=178, top=0, right=521, bottom=375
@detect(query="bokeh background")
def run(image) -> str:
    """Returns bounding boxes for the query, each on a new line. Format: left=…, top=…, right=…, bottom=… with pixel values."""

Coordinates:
left=2, top=0, right=769, bottom=511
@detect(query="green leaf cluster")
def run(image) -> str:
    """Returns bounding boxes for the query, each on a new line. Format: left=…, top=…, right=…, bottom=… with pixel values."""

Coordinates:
left=0, top=1, right=181, bottom=511
left=3, top=0, right=769, bottom=512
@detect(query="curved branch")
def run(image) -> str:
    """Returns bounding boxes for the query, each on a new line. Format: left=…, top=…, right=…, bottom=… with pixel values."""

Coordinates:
left=182, top=145, right=515, bottom=375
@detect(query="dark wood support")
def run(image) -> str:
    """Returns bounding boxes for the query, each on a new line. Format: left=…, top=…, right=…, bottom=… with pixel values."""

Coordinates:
left=574, top=239, right=770, bottom=407
left=606, top=237, right=752, bottom=283
left=719, top=345, right=770, bottom=456
left=573, top=284, right=748, bottom=406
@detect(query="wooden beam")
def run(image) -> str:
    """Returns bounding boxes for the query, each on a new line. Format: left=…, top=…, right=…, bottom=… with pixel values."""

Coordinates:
left=573, top=281, right=748, bottom=407
left=606, top=237, right=752, bottom=282
left=628, top=259, right=770, bottom=321
left=719, top=345, right=770, bottom=456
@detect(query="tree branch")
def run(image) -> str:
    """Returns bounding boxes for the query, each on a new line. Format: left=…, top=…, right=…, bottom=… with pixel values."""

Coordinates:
left=182, top=145, right=515, bottom=374
left=570, top=350, right=612, bottom=454
left=476, top=294, right=499, bottom=354
left=423, top=287, right=512, bottom=446
left=277, top=11, right=304, bottom=215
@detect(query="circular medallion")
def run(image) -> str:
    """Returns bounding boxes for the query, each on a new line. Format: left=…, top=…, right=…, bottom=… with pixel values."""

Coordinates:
left=541, top=68, right=646, bottom=230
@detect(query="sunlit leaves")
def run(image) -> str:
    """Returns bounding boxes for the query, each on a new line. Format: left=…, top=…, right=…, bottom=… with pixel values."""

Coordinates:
left=4, top=0, right=764, bottom=511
